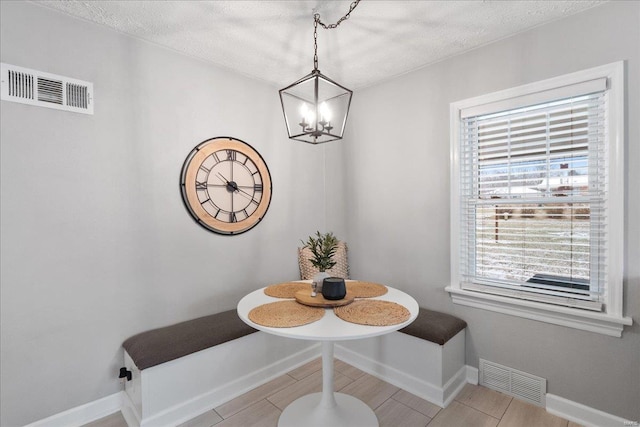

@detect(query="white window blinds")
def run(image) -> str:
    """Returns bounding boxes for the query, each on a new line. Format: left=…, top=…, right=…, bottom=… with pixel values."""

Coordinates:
left=459, top=88, right=607, bottom=311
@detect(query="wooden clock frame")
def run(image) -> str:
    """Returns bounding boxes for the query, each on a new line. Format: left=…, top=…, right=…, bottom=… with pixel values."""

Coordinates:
left=180, top=137, right=272, bottom=235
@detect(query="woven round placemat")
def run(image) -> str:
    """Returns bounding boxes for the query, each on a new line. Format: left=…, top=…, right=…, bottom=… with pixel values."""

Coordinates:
left=249, top=300, right=324, bottom=328
left=334, top=300, right=410, bottom=326
left=264, top=282, right=311, bottom=298
left=345, top=281, right=388, bottom=298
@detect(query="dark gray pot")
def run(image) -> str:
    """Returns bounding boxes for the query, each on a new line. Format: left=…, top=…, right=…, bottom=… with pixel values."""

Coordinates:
left=322, top=277, right=346, bottom=300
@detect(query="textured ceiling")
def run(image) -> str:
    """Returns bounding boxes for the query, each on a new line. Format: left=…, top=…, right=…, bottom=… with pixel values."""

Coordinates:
left=35, top=1, right=605, bottom=89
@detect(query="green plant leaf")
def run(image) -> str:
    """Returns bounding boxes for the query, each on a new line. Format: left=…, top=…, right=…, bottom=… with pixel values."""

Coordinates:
left=302, top=231, right=339, bottom=272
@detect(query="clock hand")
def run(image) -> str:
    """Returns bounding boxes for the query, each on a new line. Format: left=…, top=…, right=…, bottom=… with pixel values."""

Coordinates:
left=235, top=187, right=255, bottom=199
left=219, top=173, right=234, bottom=211
left=216, top=172, right=230, bottom=184
left=217, top=173, right=256, bottom=200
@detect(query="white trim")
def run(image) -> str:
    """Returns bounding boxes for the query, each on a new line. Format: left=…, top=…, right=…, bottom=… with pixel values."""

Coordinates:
left=121, top=392, right=141, bottom=427
left=442, top=366, right=471, bottom=408
left=546, top=394, right=635, bottom=427
left=335, top=343, right=445, bottom=405
left=605, top=60, right=625, bottom=318
left=451, top=62, right=622, bottom=114
left=25, top=360, right=634, bottom=427
left=462, top=282, right=602, bottom=312
left=24, top=392, right=122, bottom=427
left=466, top=365, right=479, bottom=385
left=449, top=61, right=630, bottom=335
left=460, top=77, right=606, bottom=118
left=446, top=286, right=631, bottom=337
left=334, top=344, right=469, bottom=408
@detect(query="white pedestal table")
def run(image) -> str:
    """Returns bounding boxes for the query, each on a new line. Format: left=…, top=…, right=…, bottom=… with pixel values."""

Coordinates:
left=237, top=282, right=418, bottom=427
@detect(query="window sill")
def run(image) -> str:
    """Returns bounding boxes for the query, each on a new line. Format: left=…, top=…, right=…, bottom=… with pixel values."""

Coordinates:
left=445, top=286, right=632, bottom=337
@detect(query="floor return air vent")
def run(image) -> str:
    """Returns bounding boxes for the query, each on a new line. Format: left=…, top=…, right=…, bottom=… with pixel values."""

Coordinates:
left=1, top=63, right=93, bottom=115
left=479, top=359, right=547, bottom=407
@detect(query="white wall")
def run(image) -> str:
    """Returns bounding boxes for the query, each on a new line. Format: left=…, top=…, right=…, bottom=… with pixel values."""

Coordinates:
left=0, top=2, right=333, bottom=426
left=2, top=1, right=639, bottom=425
left=344, top=1, right=639, bottom=420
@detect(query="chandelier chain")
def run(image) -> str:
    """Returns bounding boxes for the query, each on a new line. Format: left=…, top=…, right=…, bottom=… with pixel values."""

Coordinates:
left=316, top=0, right=361, bottom=30
left=313, top=17, right=319, bottom=70
left=312, top=0, right=361, bottom=70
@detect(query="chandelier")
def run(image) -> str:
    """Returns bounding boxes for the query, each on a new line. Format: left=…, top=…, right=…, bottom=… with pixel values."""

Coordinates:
left=279, top=1, right=360, bottom=144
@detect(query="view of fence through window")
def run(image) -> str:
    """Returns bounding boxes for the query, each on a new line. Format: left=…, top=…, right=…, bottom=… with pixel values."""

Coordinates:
left=475, top=203, right=590, bottom=291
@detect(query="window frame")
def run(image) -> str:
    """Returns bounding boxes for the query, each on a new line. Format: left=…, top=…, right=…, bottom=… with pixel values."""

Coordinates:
left=447, top=62, right=631, bottom=337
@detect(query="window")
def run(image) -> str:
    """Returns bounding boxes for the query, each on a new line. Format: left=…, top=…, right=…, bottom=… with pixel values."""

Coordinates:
left=448, top=62, right=631, bottom=336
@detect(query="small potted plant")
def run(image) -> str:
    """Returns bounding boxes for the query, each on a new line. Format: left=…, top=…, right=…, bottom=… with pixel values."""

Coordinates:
left=302, top=231, right=339, bottom=295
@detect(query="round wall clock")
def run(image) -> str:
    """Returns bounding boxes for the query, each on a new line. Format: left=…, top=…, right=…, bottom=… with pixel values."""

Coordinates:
left=180, top=137, right=272, bottom=235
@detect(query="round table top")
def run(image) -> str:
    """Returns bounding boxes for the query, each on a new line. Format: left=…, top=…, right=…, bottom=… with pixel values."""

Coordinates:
left=237, top=281, right=419, bottom=341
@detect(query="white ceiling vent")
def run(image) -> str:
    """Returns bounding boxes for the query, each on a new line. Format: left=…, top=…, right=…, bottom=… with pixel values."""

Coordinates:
left=479, top=359, right=547, bottom=407
left=1, top=63, right=93, bottom=115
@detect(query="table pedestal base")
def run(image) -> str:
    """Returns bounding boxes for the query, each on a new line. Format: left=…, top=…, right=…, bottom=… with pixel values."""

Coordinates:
left=277, top=392, right=378, bottom=427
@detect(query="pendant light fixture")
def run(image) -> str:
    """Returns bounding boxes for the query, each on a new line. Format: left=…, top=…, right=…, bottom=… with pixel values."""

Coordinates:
left=279, top=1, right=360, bottom=144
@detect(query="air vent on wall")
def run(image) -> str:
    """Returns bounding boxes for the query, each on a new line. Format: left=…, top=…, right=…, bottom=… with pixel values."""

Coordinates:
left=1, top=63, right=93, bottom=115
left=479, top=359, right=547, bottom=407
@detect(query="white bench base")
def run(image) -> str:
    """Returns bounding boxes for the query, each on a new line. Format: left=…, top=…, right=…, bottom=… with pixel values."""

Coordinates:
left=122, top=332, right=318, bottom=427
left=121, top=329, right=470, bottom=426
left=335, top=329, right=472, bottom=408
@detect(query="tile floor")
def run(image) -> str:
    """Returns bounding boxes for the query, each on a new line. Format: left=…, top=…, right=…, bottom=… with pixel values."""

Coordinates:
left=87, top=358, right=579, bottom=427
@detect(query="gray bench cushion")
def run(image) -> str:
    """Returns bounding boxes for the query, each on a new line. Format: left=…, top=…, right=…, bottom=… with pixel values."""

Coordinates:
left=399, top=308, right=467, bottom=345
left=123, top=310, right=257, bottom=370
left=123, top=307, right=465, bottom=370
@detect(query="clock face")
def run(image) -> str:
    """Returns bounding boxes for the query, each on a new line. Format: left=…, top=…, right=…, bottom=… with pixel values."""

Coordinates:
left=180, top=137, right=272, bottom=235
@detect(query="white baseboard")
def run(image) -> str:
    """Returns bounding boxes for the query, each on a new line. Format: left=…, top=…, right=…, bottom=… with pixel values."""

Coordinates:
left=334, top=343, right=469, bottom=408
left=25, top=353, right=633, bottom=427
left=24, top=392, right=122, bottom=427
left=466, top=365, right=479, bottom=385
left=441, top=365, right=473, bottom=407
left=546, top=394, right=635, bottom=427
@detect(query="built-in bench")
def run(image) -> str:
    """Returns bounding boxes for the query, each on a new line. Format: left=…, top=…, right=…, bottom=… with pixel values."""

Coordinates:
left=120, top=307, right=467, bottom=427
left=336, top=308, right=468, bottom=408
left=120, top=310, right=318, bottom=427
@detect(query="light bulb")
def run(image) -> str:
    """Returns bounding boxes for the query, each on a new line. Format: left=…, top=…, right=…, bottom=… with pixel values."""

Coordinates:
left=299, top=103, right=315, bottom=128
left=319, top=102, right=332, bottom=122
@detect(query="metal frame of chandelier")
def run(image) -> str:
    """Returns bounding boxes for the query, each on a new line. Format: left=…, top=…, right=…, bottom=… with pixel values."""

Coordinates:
left=279, top=1, right=360, bottom=144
